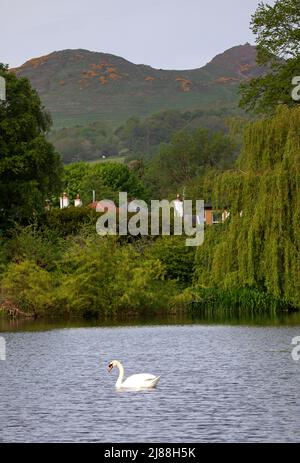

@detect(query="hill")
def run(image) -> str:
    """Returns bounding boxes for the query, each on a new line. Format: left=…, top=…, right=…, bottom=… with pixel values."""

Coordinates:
left=11, top=44, right=264, bottom=129
left=48, top=107, right=242, bottom=163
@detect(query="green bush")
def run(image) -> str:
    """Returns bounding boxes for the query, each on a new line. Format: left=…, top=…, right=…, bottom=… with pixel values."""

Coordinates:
left=57, top=236, right=177, bottom=317
left=43, top=207, right=98, bottom=237
left=146, top=236, right=196, bottom=284
left=7, top=224, right=65, bottom=271
left=1, top=260, right=58, bottom=315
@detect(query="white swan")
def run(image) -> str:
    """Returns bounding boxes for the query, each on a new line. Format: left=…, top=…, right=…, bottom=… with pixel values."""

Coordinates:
left=107, top=360, right=160, bottom=389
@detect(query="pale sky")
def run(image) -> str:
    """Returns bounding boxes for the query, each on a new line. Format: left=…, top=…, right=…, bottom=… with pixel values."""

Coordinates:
left=1, top=0, right=275, bottom=69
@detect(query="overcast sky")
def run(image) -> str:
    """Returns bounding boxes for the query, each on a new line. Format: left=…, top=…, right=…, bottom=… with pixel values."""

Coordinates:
left=1, top=0, right=275, bottom=69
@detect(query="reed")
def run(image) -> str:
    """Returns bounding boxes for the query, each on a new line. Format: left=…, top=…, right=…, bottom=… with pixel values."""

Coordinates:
left=188, top=287, right=297, bottom=314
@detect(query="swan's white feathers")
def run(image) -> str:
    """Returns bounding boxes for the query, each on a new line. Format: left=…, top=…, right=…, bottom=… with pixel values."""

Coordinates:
left=121, top=373, right=159, bottom=388
left=108, top=360, right=160, bottom=389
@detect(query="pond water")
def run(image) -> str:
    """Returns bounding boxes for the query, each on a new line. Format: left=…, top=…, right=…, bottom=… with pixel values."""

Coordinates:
left=0, top=314, right=300, bottom=442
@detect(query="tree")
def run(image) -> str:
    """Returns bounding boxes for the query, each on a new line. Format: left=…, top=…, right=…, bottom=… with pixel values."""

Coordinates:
left=63, top=161, right=149, bottom=205
left=239, top=0, right=300, bottom=114
left=195, top=106, right=300, bottom=309
left=63, top=162, right=90, bottom=200
left=82, top=162, right=149, bottom=204
left=146, top=236, right=196, bottom=284
left=144, top=128, right=236, bottom=198
left=0, top=65, right=62, bottom=228
left=57, top=236, right=174, bottom=316
left=49, top=121, right=118, bottom=163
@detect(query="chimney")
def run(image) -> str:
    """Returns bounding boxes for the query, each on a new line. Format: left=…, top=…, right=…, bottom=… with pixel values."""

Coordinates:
left=60, top=192, right=69, bottom=209
left=74, top=194, right=82, bottom=207
left=0, top=76, right=6, bottom=102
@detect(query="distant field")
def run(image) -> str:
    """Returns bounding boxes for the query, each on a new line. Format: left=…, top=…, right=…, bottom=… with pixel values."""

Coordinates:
left=87, top=156, right=125, bottom=164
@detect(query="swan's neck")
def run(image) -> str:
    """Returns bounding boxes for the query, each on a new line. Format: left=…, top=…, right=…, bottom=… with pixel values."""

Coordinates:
left=115, top=362, right=125, bottom=389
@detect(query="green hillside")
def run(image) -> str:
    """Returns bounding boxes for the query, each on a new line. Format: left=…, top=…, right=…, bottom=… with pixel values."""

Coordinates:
left=48, top=107, right=245, bottom=163
left=11, top=43, right=264, bottom=129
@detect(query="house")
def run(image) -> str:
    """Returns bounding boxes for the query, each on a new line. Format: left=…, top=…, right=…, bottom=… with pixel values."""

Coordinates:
left=204, top=202, right=230, bottom=225
left=204, top=202, right=214, bottom=225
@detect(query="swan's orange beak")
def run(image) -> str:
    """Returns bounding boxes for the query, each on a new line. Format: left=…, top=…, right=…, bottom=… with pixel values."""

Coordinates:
left=107, top=363, right=113, bottom=373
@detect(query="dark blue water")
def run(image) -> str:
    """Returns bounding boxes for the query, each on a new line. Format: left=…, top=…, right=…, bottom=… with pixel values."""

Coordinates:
left=0, top=323, right=300, bottom=442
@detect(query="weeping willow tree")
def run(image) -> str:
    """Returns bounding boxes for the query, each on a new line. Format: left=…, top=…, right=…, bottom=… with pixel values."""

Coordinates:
left=194, top=106, right=300, bottom=309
